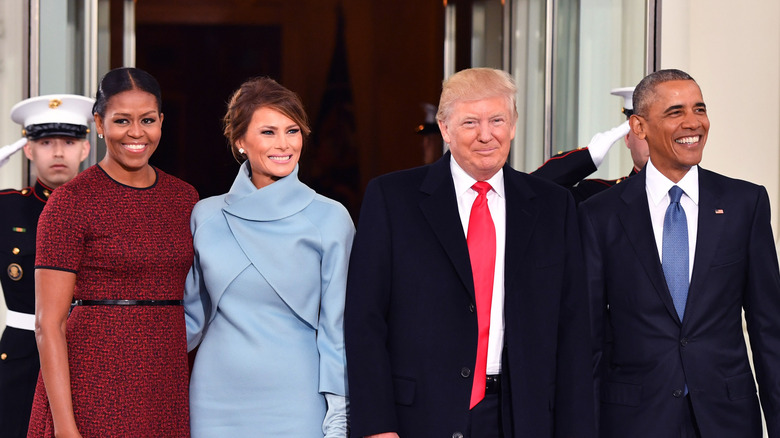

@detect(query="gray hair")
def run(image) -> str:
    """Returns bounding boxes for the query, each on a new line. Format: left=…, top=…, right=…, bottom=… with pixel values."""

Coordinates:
left=633, top=69, right=696, bottom=117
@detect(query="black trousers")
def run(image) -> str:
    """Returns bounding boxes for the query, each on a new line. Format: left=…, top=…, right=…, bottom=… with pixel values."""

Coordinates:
left=680, top=395, right=702, bottom=438
left=468, top=392, right=503, bottom=438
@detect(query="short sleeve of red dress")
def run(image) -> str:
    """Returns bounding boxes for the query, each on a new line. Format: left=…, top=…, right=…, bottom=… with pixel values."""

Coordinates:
left=35, top=182, right=87, bottom=272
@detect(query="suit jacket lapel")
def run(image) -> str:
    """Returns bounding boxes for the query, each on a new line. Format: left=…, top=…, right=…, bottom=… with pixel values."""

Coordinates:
left=617, top=170, right=681, bottom=323
left=503, top=167, right=537, bottom=295
left=686, top=168, right=725, bottom=324
left=419, top=153, right=477, bottom=300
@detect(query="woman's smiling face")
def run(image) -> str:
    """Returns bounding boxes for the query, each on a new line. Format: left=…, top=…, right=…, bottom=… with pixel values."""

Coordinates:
left=95, top=88, right=163, bottom=174
left=237, top=106, right=303, bottom=189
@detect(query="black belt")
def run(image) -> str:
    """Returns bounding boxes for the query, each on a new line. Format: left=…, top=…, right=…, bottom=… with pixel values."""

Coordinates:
left=73, top=299, right=183, bottom=306
left=486, top=374, right=501, bottom=394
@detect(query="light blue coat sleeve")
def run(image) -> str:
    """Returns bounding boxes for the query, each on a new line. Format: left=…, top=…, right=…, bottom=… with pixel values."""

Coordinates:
left=184, top=200, right=216, bottom=351
left=184, top=248, right=211, bottom=351
left=315, top=200, right=355, bottom=396
left=313, top=199, right=354, bottom=435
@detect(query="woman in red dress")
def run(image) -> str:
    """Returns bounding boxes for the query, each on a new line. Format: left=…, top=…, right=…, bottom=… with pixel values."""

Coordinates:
left=27, top=67, right=198, bottom=437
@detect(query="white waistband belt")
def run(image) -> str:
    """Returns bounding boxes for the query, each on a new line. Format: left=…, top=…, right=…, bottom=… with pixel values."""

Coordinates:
left=6, top=310, right=35, bottom=331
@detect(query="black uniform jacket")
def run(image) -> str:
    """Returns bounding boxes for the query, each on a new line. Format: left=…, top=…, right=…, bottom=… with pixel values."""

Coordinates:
left=0, top=180, right=51, bottom=438
left=533, top=147, right=636, bottom=204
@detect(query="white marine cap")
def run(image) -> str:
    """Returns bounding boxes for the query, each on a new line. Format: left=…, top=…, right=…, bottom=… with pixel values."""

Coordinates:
left=610, top=87, right=635, bottom=117
left=10, top=94, right=95, bottom=140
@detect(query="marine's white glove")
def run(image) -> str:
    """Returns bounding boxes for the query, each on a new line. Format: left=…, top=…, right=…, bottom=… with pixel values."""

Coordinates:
left=587, top=120, right=630, bottom=168
left=0, top=138, right=28, bottom=168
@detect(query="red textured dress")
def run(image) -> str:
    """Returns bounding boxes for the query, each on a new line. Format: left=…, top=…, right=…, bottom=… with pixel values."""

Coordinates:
left=27, top=165, right=198, bottom=437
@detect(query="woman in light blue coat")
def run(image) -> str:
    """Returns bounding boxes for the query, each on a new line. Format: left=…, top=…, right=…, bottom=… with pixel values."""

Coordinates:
left=184, top=77, right=354, bottom=437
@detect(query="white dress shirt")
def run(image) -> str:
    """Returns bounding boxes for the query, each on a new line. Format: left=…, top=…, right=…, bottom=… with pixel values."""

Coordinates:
left=450, top=157, right=506, bottom=375
left=645, top=159, right=699, bottom=280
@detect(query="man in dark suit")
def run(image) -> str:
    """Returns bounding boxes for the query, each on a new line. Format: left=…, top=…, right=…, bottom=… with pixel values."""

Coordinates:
left=345, top=68, right=594, bottom=438
left=579, top=69, right=780, bottom=437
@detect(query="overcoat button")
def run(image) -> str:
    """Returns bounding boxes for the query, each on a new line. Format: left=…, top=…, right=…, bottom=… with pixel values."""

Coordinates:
left=680, top=338, right=688, bottom=347
left=453, top=433, right=464, bottom=438
left=460, top=367, right=471, bottom=378
left=469, top=304, right=475, bottom=313
left=673, top=389, right=683, bottom=398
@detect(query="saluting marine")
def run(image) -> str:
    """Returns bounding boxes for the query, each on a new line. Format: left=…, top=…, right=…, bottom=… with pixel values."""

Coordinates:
left=0, top=94, right=92, bottom=438
left=533, top=86, right=649, bottom=203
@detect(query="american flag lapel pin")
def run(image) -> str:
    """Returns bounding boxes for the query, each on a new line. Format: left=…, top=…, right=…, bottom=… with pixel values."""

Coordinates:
left=715, top=208, right=724, bottom=214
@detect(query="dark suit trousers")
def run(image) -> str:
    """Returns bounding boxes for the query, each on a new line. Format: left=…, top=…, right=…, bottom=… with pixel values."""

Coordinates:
left=468, top=392, right=503, bottom=438
left=681, top=396, right=702, bottom=438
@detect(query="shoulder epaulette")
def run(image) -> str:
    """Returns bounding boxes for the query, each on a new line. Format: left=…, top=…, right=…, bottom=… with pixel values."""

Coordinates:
left=0, top=187, right=33, bottom=197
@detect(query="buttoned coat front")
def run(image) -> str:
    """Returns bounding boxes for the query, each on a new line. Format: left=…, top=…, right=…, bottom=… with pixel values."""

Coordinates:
left=0, top=181, right=50, bottom=438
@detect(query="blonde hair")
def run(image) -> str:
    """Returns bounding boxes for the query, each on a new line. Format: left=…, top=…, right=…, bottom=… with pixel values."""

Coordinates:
left=436, top=68, right=518, bottom=124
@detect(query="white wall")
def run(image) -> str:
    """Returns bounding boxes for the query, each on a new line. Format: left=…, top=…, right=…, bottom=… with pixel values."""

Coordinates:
left=660, top=0, right=780, bottom=236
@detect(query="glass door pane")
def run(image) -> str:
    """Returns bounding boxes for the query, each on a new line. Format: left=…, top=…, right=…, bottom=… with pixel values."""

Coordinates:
left=39, top=0, right=86, bottom=96
left=36, top=0, right=110, bottom=178
left=509, top=0, right=547, bottom=172
left=575, top=0, right=646, bottom=179
left=471, top=0, right=505, bottom=69
left=509, top=0, right=649, bottom=177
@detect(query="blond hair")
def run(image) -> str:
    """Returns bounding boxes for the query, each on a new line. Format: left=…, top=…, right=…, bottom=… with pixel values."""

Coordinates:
left=436, top=68, right=518, bottom=124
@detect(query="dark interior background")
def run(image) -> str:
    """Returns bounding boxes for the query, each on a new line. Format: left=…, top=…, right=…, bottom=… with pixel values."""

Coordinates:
left=116, top=0, right=446, bottom=220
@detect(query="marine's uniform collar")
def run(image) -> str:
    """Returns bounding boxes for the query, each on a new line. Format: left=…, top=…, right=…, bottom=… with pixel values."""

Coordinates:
left=32, top=179, right=55, bottom=203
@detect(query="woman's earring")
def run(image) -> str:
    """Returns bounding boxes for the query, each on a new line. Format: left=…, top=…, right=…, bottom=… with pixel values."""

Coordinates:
left=238, top=148, right=245, bottom=155
left=98, top=134, right=103, bottom=139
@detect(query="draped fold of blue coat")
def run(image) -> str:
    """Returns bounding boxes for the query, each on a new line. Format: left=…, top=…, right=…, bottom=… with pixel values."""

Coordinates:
left=185, top=162, right=354, bottom=403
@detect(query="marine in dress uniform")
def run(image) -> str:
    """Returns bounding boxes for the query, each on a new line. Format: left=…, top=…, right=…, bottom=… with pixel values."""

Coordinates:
left=415, top=102, right=444, bottom=165
left=0, top=94, right=93, bottom=438
left=533, top=86, right=647, bottom=203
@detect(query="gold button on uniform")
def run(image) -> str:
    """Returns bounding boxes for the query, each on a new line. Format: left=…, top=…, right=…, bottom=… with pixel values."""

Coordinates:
left=12, top=247, right=20, bottom=255
left=7, top=263, right=23, bottom=281
left=1, top=353, right=7, bottom=360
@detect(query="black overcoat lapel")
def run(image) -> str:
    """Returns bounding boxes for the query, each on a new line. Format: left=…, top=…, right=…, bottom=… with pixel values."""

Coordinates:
left=419, top=154, right=476, bottom=301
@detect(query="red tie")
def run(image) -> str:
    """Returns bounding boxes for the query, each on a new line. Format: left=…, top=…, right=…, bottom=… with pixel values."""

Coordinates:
left=467, top=181, right=496, bottom=409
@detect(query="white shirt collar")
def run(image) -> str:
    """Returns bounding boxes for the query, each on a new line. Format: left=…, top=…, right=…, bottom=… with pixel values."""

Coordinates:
left=449, top=155, right=505, bottom=199
left=645, top=158, right=699, bottom=206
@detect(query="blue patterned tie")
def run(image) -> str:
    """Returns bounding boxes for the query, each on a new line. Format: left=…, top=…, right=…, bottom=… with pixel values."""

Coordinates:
left=662, top=185, right=689, bottom=321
